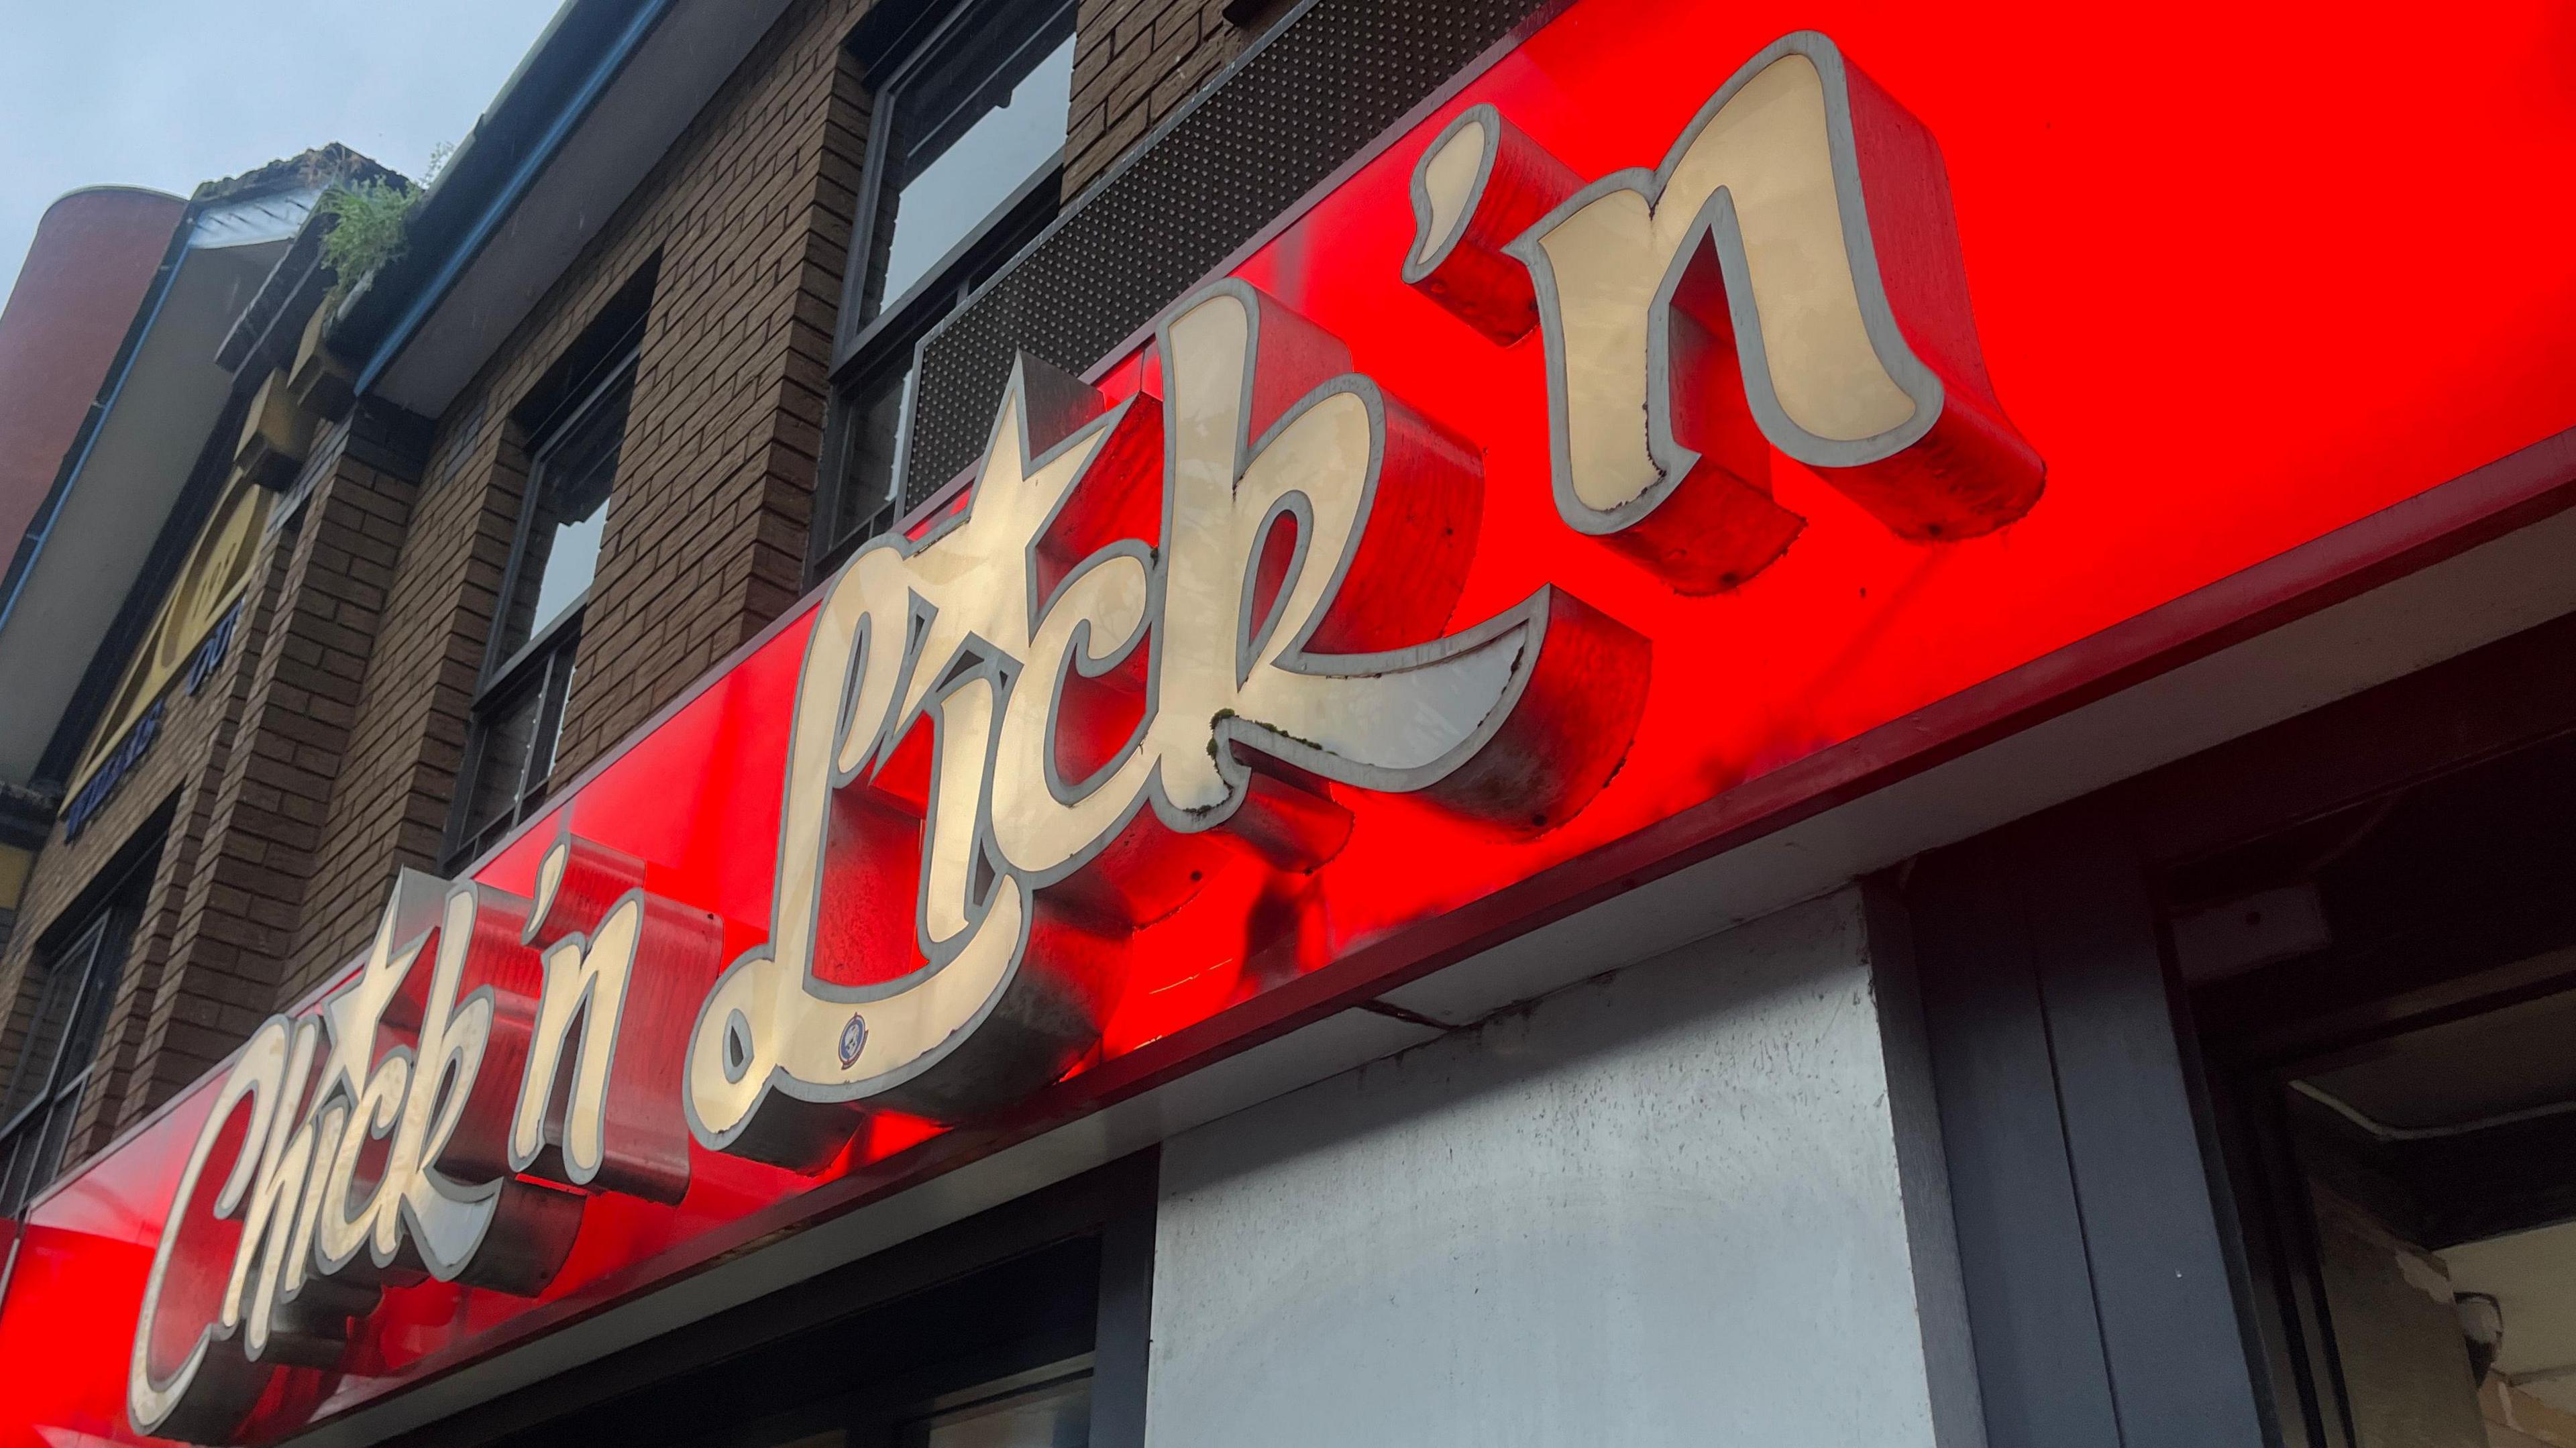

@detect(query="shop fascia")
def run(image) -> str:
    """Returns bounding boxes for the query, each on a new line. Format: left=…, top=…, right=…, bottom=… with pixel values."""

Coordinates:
left=129, top=32, right=2041, bottom=1441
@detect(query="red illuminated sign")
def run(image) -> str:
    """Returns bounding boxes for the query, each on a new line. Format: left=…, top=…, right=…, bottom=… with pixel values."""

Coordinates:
left=149, top=32, right=2047, bottom=1429
left=7, top=1, right=2575, bottom=1443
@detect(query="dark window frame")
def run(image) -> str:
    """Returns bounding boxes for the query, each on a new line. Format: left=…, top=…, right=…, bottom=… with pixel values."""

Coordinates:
left=809, top=0, right=1077, bottom=583
left=859, top=1350, right=1097, bottom=1447
left=0, top=836, right=158, bottom=1219
left=446, top=328, right=642, bottom=870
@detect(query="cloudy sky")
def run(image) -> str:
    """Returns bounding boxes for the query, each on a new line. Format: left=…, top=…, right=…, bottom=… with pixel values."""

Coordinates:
left=0, top=0, right=559, bottom=302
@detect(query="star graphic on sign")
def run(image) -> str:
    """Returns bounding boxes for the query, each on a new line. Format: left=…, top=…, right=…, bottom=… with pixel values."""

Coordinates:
left=883, top=354, right=1155, bottom=738
left=315, top=869, right=447, bottom=1107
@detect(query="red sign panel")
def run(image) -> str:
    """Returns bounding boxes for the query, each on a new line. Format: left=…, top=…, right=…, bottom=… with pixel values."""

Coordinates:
left=5, top=0, right=2575, bottom=1441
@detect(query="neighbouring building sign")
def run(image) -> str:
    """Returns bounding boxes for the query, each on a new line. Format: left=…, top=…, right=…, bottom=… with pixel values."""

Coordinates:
left=9, top=0, right=2574, bottom=1442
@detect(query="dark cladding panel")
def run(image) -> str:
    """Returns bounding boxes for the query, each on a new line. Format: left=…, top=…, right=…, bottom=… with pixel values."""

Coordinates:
left=901, top=0, right=1558, bottom=508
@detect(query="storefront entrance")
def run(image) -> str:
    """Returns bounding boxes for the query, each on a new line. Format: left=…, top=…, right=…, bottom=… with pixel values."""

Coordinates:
left=1895, top=606, right=2576, bottom=1448
left=2189, top=727, right=2576, bottom=1447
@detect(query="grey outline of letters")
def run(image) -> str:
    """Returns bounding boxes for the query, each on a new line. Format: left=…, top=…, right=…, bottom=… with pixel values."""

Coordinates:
left=387, top=891, right=508, bottom=1284
left=1136, top=279, right=1542, bottom=824
left=507, top=877, right=650, bottom=1190
left=1038, top=540, right=1159, bottom=808
left=127, top=1015, right=295, bottom=1436
left=1499, top=30, right=1947, bottom=536
left=1400, top=103, right=1504, bottom=285
left=135, top=850, right=678, bottom=1431
left=222, top=1015, right=323, bottom=1363
left=298, top=865, right=449, bottom=1286
left=303, top=880, right=512, bottom=1286
left=686, top=283, right=1560, bottom=1146
left=1235, top=492, right=1316, bottom=689
left=683, top=370, right=1150, bottom=1148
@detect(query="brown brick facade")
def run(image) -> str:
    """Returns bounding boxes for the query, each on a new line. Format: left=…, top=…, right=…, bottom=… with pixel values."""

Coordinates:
left=1068, top=0, right=1250, bottom=194
left=0, top=415, right=427, bottom=1162
left=0, top=545, right=257, bottom=1163
left=0, top=0, right=1237, bottom=1180
left=277, top=5, right=870, bottom=1000
left=109, top=433, right=423, bottom=1122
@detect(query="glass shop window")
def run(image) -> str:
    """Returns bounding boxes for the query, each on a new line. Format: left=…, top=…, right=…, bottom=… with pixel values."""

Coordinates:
left=2183, top=730, right=2576, bottom=1448
left=892, top=1363, right=1093, bottom=1448
left=728, top=1361, right=1094, bottom=1448
left=815, top=0, right=1075, bottom=572
left=483, top=1221, right=1130, bottom=1448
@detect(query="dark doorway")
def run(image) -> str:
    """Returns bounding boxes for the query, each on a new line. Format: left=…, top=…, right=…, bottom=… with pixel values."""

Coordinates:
left=2184, top=730, right=2576, bottom=1448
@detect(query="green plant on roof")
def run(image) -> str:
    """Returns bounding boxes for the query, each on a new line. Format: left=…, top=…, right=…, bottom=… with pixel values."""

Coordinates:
left=316, top=179, right=418, bottom=290
left=315, top=143, right=450, bottom=297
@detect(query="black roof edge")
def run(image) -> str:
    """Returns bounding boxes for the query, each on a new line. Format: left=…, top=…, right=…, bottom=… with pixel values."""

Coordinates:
left=217, top=150, right=408, bottom=376
left=327, top=0, right=656, bottom=372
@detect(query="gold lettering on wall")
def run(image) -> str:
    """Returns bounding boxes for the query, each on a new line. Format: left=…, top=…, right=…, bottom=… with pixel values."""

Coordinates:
left=72, top=475, right=271, bottom=791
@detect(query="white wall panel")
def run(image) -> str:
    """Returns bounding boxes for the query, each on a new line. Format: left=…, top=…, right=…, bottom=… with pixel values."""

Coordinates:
left=1144, top=889, right=1967, bottom=1448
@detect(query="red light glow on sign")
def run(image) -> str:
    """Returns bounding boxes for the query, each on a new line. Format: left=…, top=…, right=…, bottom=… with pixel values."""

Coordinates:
left=5, top=1, right=2575, bottom=1442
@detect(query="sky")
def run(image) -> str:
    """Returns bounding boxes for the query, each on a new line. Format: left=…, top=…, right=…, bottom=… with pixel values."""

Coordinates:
left=0, top=0, right=561, bottom=304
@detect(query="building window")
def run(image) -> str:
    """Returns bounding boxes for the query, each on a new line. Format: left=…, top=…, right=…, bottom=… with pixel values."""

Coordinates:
left=890, top=1362, right=1093, bottom=1447
left=449, top=337, right=639, bottom=867
left=0, top=858, right=149, bottom=1218
left=488, top=1158, right=1154, bottom=1447
left=816, top=0, right=1077, bottom=574
left=2182, top=730, right=2576, bottom=1448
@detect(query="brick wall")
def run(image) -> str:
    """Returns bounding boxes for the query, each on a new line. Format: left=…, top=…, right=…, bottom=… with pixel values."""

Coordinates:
left=79, top=524, right=297, bottom=1143
left=278, top=1, right=868, bottom=999
left=0, top=0, right=1250, bottom=1172
left=106, top=431, right=422, bottom=1127
left=0, top=423, right=436, bottom=1168
left=0, top=498, right=277, bottom=1163
left=0, top=710, right=202, bottom=1161
left=1067, top=0, right=1250, bottom=196
left=278, top=398, right=525, bottom=1003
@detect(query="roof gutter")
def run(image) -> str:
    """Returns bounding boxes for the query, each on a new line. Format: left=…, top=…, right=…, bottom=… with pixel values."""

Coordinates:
left=347, top=0, right=682, bottom=399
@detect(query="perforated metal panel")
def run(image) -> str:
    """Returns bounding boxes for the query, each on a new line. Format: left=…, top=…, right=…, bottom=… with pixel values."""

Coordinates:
left=901, top=0, right=1557, bottom=507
